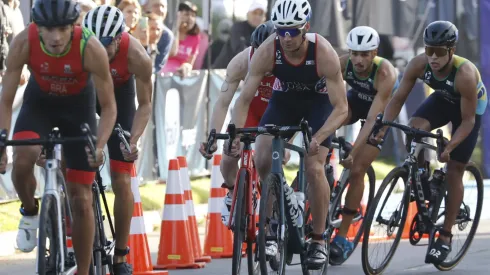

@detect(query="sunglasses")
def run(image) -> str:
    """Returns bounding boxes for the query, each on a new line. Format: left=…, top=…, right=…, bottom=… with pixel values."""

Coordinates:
left=425, top=46, right=451, bottom=57
left=275, top=24, right=306, bottom=37
left=100, top=33, right=122, bottom=47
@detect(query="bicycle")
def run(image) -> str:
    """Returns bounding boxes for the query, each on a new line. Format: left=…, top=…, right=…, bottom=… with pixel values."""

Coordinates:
left=205, top=125, right=261, bottom=275
left=221, top=120, right=314, bottom=275
left=0, top=124, right=97, bottom=275
left=361, top=114, right=483, bottom=274
left=302, top=135, right=376, bottom=267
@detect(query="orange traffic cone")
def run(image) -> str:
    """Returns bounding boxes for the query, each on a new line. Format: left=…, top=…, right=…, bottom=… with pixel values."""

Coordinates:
left=177, top=156, right=212, bottom=263
left=203, top=154, right=233, bottom=258
left=402, top=202, right=417, bottom=239
left=126, top=165, right=169, bottom=274
left=155, top=159, right=205, bottom=269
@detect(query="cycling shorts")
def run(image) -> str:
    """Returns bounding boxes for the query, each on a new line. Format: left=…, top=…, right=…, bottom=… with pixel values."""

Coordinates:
left=412, top=91, right=481, bottom=164
left=244, top=95, right=269, bottom=127
left=96, top=76, right=136, bottom=174
left=259, top=90, right=333, bottom=148
left=13, top=78, right=97, bottom=184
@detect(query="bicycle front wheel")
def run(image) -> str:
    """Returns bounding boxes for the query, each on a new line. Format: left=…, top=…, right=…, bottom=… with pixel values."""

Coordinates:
left=232, top=170, right=247, bottom=275
left=37, top=195, right=62, bottom=275
left=361, top=166, right=410, bottom=275
left=92, top=182, right=106, bottom=275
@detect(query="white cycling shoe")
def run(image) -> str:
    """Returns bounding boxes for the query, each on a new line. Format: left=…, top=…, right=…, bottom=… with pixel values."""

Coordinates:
left=221, top=190, right=233, bottom=226
left=16, top=215, right=39, bottom=252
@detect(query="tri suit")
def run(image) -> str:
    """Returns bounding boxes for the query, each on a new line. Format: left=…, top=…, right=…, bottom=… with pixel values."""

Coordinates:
left=244, top=46, right=274, bottom=127
left=95, top=32, right=136, bottom=174
left=412, top=55, right=487, bottom=163
left=260, top=33, right=333, bottom=147
left=13, top=24, right=96, bottom=184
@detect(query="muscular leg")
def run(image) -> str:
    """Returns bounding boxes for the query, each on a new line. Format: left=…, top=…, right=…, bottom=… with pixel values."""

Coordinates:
left=111, top=169, right=134, bottom=263
left=441, top=161, right=465, bottom=243
left=220, top=154, right=239, bottom=188
left=12, top=146, right=41, bottom=213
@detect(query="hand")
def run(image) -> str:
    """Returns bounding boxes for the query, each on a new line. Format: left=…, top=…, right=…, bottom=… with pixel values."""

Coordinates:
left=19, top=69, right=30, bottom=86
left=0, top=151, right=7, bottom=174
left=340, top=154, right=353, bottom=169
left=223, top=137, right=241, bottom=158
left=175, top=63, right=192, bottom=78
left=85, top=147, right=104, bottom=168
left=438, top=149, right=451, bottom=163
left=308, top=138, right=320, bottom=156
left=199, top=141, right=217, bottom=159
left=369, top=126, right=387, bottom=145
left=36, top=151, right=47, bottom=168
left=120, top=143, right=139, bottom=161
left=282, top=149, right=291, bottom=165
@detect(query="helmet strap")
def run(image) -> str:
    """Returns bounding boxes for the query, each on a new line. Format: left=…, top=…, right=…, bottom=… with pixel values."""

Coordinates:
left=291, top=29, right=307, bottom=52
left=437, top=47, right=453, bottom=73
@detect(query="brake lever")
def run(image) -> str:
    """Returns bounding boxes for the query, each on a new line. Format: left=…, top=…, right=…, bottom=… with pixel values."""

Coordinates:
left=81, top=123, right=97, bottom=159
left=206, top=129, right=216, bottom=155
left=227, top=124, right=236, bottom=153
left=114, top=123, right=131, bottom=152
left=370, top=113, right=384, bottom=138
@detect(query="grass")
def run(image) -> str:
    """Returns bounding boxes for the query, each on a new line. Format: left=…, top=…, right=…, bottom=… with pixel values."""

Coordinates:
left=0, top=159, right=395, bottom=233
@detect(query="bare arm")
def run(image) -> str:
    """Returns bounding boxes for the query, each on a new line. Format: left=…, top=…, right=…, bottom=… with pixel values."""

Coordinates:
left=352, top=61, right=396, bottom=155
left=83, top=37, right=117, bottom=149
left=313, top=38, right=348, bottom=143
left=231, top=38, right=274, bottom=128
left=169, top=14, right=181, bottom=57
left=446, top=64, right=478, bottom=152
left=210, top=48, right=248, bottom=131
left=128, top=36, right=153, bottom=144
left=383, top=54, right=426, bottom=122
left=339, top=54, right=349, bottom=77
left=0, top=29, right=29, bottom=133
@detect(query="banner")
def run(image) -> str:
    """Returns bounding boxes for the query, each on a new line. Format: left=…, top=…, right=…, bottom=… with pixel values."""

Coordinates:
left=481, top=0, right=490, bottom=177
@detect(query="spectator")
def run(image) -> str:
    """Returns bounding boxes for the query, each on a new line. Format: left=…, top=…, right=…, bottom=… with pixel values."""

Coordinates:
left=192, top=17, right=209, bottom=70
left=202, top=18, right=232, bottom=69
left=117, top=0, right=142, bottom=33
left=148, top=0, right=167, bottom=17
left=160, top=1, right=200, bottom=77
left=75, top=0, right=97, bottom=26
left=212, top=1, right=266, bottom=69
left=149, top=0, right=174, bottom=73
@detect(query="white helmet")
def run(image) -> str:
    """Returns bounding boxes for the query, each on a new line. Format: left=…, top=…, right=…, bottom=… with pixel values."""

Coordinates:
left=83, top=5, right=125, bottom=46
left=346, top=26, right=380, bottom=51
left=271, top=0, right=312, bottom=28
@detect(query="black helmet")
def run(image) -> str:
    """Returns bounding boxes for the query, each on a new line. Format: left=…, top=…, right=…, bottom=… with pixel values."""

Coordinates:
left=32, top=0, right=80, bottom=27
left=423, top=20, right=458, bottom=47
left=251, top=21, right=275, bottom=49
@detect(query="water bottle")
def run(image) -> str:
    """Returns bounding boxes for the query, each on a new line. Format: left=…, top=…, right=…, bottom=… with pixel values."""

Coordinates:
left=283, top=181, right=304, bottom=228
left=428, top=169, right=446, bottom=202
left=325, top=164, right=335, bottom=189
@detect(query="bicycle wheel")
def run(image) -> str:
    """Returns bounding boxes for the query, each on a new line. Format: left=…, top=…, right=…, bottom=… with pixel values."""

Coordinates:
left=37, top=194, right=62, bottom=275
left=361, top=166, right=410, bottom=275
left=434, top=163, right=483, bottom=271
left=258, top=174, right=286, bottom=275
left=232, top=170, right=247, bottom=275
left=328, top=165, right=376, bottom=265
left=92, top=182, right=107, bottom=275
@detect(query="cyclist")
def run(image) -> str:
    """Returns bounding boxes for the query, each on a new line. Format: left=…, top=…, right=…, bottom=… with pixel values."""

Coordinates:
left=326, top=26, right=398, bottom=261
left=230, top=0, right=348, bottom=268
left=372, top=21, right=487, bottom=264
left=0, top=0, right=116, bottom=274
left=83, top=5, right=153, bottom=274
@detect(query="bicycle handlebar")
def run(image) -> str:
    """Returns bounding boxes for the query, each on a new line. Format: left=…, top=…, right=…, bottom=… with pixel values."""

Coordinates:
left=0, top=124, right=97, bottom=174
left=332, top=136, right=352, bottom=161
left=113, top=123, right=131, bottom=152
left=371, top=113, right=446, bottom=154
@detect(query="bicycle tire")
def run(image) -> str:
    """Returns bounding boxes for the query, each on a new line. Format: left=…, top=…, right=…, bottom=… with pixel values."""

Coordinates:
left=361, top=166, right=410, bottom=275
left=92, top=183, right=106, bottom=275
left=258, top=174, right=286, bottom=275
left=232, top=170, right=247, bottom=275
left=37, top=194, right=61, bottom=275
left=434, top=163, right=483, bottom=271
left=328, top=165, right=376, bottom=266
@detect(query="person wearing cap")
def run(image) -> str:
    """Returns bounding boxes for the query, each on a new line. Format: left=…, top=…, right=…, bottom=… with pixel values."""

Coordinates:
left=160, top=1, right=201, bottom=77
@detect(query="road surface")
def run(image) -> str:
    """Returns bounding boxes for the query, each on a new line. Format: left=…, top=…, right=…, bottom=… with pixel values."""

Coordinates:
left=1, top=220, right=490, bottom=275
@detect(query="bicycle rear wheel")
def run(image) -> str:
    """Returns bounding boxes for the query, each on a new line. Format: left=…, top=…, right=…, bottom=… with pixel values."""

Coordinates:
left=232, top=170, right=247, bottom=275
left=361, top=166, right=410, bottom=275
left=258, top=174, right=286, bottom=275
left=328, top=165, right=376, bottom=265
left=37, top=194, right=62, bottom=275
left=435, top=163, right=483, bottom=271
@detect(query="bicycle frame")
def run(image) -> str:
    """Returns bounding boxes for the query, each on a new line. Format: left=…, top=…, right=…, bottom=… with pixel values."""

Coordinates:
left=227, top=136, right=260, bottom=241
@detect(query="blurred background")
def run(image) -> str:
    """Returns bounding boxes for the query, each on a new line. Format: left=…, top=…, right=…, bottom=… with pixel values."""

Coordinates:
left=0, top=0, right=487, bottom=201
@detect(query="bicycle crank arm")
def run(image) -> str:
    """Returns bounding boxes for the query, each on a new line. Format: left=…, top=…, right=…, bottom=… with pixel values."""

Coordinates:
left=330, top=213, right=363, bottom=228
left=62, top=265, right=77, bottom=275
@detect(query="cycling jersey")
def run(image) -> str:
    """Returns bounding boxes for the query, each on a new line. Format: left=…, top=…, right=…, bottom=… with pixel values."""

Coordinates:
left=413, top=55, right=487, bottom=163
left=14, top=24, right=97, bottom=183
left=27, top=24, right=92, bottom=96
left=110, top=32, right=132, bottom=87
left=245, top=47, right=274, bottom=127
left=261, top=33, right=333, bottom=147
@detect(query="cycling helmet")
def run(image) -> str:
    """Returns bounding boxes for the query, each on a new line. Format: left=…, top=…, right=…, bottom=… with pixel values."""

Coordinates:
left=83, top=5, right=125, bottom=46
left=424, top=21, right=458, bottom=47
left=251, top=21, right=274, bottom=49
left=271, top=0, right=312, bottom=28
left=346, top=26, right=380, bottom=51
left=32, top=0, right=80, bottom=27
